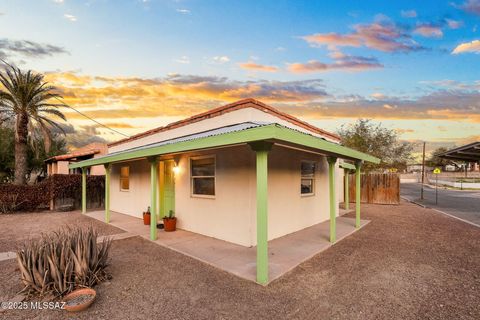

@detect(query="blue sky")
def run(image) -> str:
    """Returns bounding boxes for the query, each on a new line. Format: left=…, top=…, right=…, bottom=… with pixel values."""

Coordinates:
left=1, top=0, right=479, bottom=149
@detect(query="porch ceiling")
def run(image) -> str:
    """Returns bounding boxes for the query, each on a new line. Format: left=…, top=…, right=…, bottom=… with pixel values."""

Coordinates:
left=69, top=122, right=380, bottom=169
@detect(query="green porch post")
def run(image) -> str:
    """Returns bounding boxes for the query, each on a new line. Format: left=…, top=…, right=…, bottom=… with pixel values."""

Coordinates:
left=327, top=157, right=337, bottom=243
left=344, top=169, right=350, bottom=210
left=355, top=161, right=362, bottom=228
left=81, top=167, right=87, bottom=214
left=149, top=157, right=159, bottom=240
left=249, top=141, right=273, bottom=285
left=104, top=164, right=111, bottom=223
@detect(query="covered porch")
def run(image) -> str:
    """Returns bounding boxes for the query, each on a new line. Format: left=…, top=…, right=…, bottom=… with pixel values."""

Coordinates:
left=70, top=122, right=380, bottom=285
left=86, top=209, right=369, bottom=283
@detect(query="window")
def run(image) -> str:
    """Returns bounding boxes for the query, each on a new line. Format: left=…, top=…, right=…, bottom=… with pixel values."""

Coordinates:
left=301, top=161, right=315, bottom=195
left=191, top=157, right=215, bottom=196
left=120, top=166, right=130, bottom=191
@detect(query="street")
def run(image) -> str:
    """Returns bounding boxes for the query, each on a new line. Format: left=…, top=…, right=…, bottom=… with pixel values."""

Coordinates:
left=401, top=182, right=480, bottom=226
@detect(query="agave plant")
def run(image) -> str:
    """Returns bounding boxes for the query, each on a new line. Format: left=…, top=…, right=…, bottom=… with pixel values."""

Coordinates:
left=16, top=226, right=111, bottom=297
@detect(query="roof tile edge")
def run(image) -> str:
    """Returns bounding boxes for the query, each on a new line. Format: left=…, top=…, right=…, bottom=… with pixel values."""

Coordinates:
left=108, top=98, right=341, bottom=148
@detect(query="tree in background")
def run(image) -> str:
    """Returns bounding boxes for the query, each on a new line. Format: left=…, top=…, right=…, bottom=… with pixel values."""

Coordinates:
left=0, top=63, right=67, bottom=184
left=426, top=147, right=451, bottom=167
left=337, top=119, right=414, bottom=172
left=0, top=123, right=67, bottom=183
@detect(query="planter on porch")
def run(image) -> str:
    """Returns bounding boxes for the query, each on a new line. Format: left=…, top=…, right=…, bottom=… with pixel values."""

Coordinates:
left=143, top=207, right=151, bottom=225
left=163, top=210, right=176, bottom=231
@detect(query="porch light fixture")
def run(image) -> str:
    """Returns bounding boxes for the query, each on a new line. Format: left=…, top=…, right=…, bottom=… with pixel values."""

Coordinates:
left=172, top=165, right=180, bottom=174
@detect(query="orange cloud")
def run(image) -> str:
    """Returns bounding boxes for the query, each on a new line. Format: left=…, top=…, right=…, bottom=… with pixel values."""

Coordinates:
left=303, top=20, right=424, bottom=52
left=452, top=39, right=480, bottom=54
left=414, top=25, right=443, bottom=38
left=288, top=52, right=383, bottom=73
left=238, top=61, right=279, bottom=72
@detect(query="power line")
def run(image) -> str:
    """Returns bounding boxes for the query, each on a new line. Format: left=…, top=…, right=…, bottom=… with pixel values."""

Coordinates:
left=63, top=104, right=131, bottom=138
left=0, top=59, right=131, bottom=139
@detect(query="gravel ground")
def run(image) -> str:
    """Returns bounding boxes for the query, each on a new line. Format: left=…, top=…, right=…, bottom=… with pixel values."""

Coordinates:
left=1, top=201, right=479, bottom=319
left=0, top=210, right=125, bottom=252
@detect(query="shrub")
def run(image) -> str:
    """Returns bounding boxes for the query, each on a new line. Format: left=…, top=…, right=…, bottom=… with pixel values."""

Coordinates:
left=0, top=174, right=105, bottom=213
left=16, top=226, right=112, bottom=297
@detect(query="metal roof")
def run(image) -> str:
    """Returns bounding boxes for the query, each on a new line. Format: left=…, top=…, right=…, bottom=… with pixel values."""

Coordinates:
left=437, top=141, right=480, bottom=162
left=69, top=122, right=380, bottom=169
left=106, top=122, right=272, bottom=158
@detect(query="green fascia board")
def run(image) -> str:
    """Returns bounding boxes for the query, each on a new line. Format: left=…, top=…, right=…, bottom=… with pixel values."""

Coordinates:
left=69, top=124, right=379, bottom=169
left=69, top=125, right=277, bottom=169
left=339, top=162, right=356, bottom=170
left=273, top=126, right=380, bottom=164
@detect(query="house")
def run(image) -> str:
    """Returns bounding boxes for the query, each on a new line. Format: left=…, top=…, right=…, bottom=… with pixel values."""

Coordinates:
left=70, top=98, right=379, bottom=284
left=406, top=163, right=434, bottom=173
left=45, top=142, right=108, bottom=176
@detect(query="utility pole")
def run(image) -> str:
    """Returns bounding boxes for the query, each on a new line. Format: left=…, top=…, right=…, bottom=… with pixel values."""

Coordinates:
left=421, top=141, right=426, bottom=200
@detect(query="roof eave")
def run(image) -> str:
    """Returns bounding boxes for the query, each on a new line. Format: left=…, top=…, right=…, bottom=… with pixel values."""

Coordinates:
left=70, top=124, right=379, bottom=169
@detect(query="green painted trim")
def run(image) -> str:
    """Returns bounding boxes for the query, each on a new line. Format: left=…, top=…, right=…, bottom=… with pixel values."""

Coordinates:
left=274, top=126, right=380, bottom=164
left=69, top=125, right=277, bottom=169
left=81, top=168, right=87, bottom=214
left=255, top=148, right=269, bottom=284
left=339, top=162, right=356, bottom=171
left=104, top=164, right=111, bottom=223
left=355, top=161, right=362, bottom=229
left=344, top=169, right=349, bottom=211
left=159, top=161, right=165, bottom=218
left=69, top=124, right=379, bottom=170
left=149, top=158, right=159, bottom=240
left=327, top=157, right=337, bottom=243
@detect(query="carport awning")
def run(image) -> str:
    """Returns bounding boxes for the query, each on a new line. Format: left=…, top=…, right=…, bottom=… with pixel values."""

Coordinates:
left=437, top=142, right=480, bottom=162
left=69, top=122, right=380, bottom=169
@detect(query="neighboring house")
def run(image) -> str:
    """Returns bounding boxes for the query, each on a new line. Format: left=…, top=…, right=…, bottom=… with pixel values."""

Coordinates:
left=70, top=98, right=379, bottom=284
left=45, top=142, right=108, bottom=176
left=406, top=163, right=434, bottom=173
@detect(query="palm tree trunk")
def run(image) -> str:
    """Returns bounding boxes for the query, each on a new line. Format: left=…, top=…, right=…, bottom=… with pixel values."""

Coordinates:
left=14, top=112, right=29, bottom=185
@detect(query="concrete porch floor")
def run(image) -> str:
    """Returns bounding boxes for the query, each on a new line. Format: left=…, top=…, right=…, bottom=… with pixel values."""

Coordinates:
left=85, top=210, right=369, bottom=284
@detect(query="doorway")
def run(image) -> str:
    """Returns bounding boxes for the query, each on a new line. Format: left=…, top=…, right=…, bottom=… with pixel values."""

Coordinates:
left=160, top=160, right=175, bottom=218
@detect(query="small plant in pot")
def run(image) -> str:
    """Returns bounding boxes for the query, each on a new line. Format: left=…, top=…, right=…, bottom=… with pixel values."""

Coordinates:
left=163, top=210, right=176, bottom=232
left=143, top=206, right=151, bottom=225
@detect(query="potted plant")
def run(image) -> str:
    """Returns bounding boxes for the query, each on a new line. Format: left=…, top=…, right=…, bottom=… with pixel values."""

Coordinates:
left=163, top=210, right=176, bottom=232
left=143, top=207, right=151, bottom=225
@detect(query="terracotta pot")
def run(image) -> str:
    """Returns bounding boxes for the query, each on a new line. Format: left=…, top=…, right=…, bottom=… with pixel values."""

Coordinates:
left=143, top=212, right=150, bottom=225
left=63, top=287, right=96, bottom=312
left=163, top=217, right=176, bottom=232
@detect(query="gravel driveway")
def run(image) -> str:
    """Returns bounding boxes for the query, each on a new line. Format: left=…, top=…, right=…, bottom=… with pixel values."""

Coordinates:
left=1, top=202, right=479, bottom=319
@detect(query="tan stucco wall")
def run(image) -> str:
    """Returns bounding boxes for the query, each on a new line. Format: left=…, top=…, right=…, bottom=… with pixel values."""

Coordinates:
left=108, top=144, right=345, bottom=247
left=252, top=146, right=342, bottom=245
left=110, top=160, right=151, bottom=217
left=174, top=145, right=255, bottom=247
left=109, top=107, right=339, bottom=153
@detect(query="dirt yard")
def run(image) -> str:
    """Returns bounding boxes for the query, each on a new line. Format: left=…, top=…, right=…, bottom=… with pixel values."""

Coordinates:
left=0, top=210, right=124, bottom=252
left=1, top=202, right=479, bottom=319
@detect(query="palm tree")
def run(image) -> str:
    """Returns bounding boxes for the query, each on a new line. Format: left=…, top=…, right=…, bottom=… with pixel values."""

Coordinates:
left=0, top=63, right=67, bottom=185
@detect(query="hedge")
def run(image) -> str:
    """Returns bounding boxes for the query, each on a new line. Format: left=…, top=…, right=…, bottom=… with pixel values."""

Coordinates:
left=0, top=174, right=104, bottom=213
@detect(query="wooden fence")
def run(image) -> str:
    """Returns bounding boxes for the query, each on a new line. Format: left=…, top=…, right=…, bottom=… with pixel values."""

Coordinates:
left=348, top=173, right=400, bottom=205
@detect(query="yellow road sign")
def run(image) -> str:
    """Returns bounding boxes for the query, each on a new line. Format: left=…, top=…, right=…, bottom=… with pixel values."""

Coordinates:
left=433, top=168, right=441, bottom=174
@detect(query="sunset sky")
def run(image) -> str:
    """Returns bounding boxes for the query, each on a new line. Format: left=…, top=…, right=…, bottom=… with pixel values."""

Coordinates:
left=1, top=0, right=480, bottom=151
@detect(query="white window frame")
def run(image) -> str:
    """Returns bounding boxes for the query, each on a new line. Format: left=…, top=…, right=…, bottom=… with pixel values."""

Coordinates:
left=301, top=160, right=315, bottom=197
left=120, top=166, right=130, bottom=192
left=190, top=155, right=216, bottom=198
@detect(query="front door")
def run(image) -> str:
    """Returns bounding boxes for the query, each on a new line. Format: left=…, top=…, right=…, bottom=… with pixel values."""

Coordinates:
left=160, top=160, right=175, bottom=218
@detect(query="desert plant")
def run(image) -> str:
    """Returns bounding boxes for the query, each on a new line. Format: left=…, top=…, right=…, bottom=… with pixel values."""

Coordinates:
left=167, top=209, right=175, bottom=219
left=16, top=226, right=111, bottom=297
